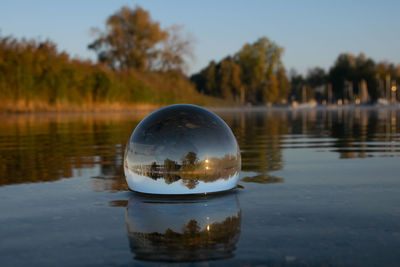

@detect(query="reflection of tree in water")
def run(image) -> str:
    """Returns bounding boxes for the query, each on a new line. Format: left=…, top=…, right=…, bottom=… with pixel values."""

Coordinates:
left=223, top=111, right=287, bottom=183
left=225, top=111, right=287, bottom=174
left=222, top=108, right=400, bottom=184
left=128, top=212, right=241, bottom=262
left=92, top=153, right=130, bottom=192
left=293, top=108, right=399, bottom=159
left=109, top=200, right=128, bottom=207
left=1, top=109, right=399, bottom=189
left=116, top=108, right=400, bottom=191
left=324, top=109, right=380, bottom=158
left=181, top=178, right=199, bottom=189
left=241, top=174, right=284, bottom=184
left=0, top=114, right=142, bottom=190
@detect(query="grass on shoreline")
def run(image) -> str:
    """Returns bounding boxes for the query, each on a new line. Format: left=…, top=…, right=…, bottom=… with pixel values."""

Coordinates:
left=0, top=36, right=231, bottom=113
left=0, top=96, right=232, bottom=113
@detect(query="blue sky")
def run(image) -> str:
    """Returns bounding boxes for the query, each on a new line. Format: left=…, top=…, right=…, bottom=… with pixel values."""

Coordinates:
left=1, top=0, right=399, bottom=75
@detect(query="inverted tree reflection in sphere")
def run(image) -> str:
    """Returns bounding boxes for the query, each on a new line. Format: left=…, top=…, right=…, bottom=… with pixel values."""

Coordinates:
left=124, top=104, right=241, bottom=194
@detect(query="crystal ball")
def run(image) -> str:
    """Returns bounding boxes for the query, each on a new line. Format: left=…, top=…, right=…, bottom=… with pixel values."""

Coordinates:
left=124, top=104, right=241, bottom=195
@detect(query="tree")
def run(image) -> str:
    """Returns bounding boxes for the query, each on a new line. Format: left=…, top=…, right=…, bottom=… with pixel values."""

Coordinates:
left=88, top=5, right=167, bottom=71
left=277, top=66, right=291, bottom=101
left=191, top=37, right=289, bottom=104
left=329, top=53, right=378, bottom=102
left=164, top=158, right=180, bottom=171
left=289, top=69, right=306, bottom=102
left=181, top=151, right=198, bottom=167
left=329, top=53, right=356, bottom=100
left=157, top=24, right=194, bottom=73
left=88, top=5, right=193, bottom=73
left=305, top=67, right=326, bottom=102
left=235, top=37, right=286, bottom=104
left=201, top=61, right=217, bottom=95
left=217, top=57, right=243, bottom=101
left=354, top=53, right=377, bottom=100
left=307, top=67, right=326, bottom=89
left=376, top=62, right=400, bottom=98
left=191, top=57, right=244, bottom=102
left=235, top=43, right=265, bottom=103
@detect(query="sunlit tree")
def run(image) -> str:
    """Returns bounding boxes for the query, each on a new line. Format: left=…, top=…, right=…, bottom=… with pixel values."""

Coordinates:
left=217, top=57, right=243, bottom=101
left=191, top=37, right=289, bottom=104
left=88, top=5, right=193, bottom=73
left=235, top=37, right=285, bottom=103
left=157, top=24, right=194, bottom=73
left=88, top=5, right=168, bottom=71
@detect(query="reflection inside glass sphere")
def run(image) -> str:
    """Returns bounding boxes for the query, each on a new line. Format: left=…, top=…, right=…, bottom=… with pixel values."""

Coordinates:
left=124, top=104, right=241, bottom=194
left=125, top=193, right=241, bottom=262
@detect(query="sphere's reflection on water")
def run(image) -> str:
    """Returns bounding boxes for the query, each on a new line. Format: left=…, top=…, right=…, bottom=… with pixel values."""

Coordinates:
left=125, top=193, right=242, bottom=262
left=124, top=104, right=241, bottom=194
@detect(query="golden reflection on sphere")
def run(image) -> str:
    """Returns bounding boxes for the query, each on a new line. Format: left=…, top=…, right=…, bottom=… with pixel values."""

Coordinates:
left=124, top=104, right=241, bottom=195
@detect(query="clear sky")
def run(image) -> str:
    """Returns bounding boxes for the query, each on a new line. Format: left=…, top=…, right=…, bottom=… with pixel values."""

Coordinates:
left=1, top=0, right=399, bottom=75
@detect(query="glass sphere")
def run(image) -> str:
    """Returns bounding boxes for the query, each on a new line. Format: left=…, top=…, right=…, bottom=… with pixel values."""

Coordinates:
left=124, top=104, right=241, bottom=195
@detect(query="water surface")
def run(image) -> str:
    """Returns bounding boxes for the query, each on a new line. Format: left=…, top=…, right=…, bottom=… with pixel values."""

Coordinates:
left=0, top=107, right=400, bottom=266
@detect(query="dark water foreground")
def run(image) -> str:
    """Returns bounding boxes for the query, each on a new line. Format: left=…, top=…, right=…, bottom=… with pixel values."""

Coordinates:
left=0, top=107, right=400, bottom=266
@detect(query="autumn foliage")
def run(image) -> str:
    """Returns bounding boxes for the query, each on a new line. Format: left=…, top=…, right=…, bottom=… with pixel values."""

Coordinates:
left=1, top=5, right=399, bottom=112
left=191, top=37, right=290, bottom=105
left=0, top=6, right=216, bottom=112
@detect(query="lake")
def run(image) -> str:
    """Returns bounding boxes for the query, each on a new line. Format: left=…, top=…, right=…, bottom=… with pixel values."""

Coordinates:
left=0, top=107, right=400, bottom=266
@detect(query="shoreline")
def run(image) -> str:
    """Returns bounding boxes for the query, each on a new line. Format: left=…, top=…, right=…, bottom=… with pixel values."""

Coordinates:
left=1, top=103, right=400, bottom=118
left=0, top=101, right=163, bottom=114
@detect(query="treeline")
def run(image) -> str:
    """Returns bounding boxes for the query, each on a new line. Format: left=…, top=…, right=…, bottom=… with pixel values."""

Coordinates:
left=191, top=37, right=290, bottom=105
left=0, top=6, right=222, bottom=112
left=1, top=4, right=399, bottom=110
left=192, top=43, right=400, bottom=105
left=290, top=53, right=400, bottom=104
